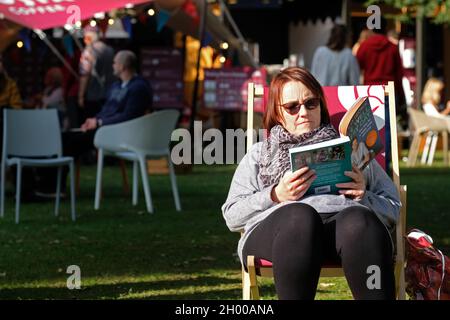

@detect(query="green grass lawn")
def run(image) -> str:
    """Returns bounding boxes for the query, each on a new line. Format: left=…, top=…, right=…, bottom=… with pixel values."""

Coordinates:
left=0, top=154, right=449, bottom=300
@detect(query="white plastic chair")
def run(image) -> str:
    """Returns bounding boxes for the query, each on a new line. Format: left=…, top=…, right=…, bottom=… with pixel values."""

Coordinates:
left=94, top=110, right=181, bottom=213
left=1, top=109, right=76, bottom=223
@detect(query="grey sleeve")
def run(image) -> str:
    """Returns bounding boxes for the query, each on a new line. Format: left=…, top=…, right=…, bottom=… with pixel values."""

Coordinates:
left=358, top=161, right=401, bottom=228
left=221, top=144, right=275, bottom=232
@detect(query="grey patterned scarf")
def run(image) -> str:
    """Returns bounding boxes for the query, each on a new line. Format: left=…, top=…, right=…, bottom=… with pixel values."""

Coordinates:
left=258, top=124, right=339, bottom=188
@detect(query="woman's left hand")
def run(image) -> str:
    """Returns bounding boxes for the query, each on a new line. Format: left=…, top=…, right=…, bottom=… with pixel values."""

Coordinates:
left=335, top=164, right=366, bottom=201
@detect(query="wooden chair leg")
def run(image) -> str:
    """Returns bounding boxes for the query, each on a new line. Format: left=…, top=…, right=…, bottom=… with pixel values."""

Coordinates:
left=119, top=159, right=130, bottom=196
left=242, top=267, right=251, bottom=300
left=396, top=263, right=406, bottom=300
left=246, top=255, right=260, bottom=300
left=407, top=132, right=422, bottom=166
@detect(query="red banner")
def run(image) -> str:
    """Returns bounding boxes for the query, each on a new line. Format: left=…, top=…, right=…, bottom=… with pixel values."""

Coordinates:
left=0, top=0, right=151, bottom=30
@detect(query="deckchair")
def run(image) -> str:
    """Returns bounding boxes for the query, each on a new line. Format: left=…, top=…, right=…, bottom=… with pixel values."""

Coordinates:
left=241, top=82, right=407, bottom=300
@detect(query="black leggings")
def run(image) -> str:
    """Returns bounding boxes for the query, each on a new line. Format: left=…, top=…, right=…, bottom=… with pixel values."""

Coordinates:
left=242, top=203, right=395, bottom=300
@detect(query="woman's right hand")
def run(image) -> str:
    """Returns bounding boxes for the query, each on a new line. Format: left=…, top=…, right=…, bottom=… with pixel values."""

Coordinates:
left=271, top=167, right=316, bottom=203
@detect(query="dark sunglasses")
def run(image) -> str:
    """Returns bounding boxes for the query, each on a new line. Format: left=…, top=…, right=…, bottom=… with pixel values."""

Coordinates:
left=280, top=97, right=320, bottom=115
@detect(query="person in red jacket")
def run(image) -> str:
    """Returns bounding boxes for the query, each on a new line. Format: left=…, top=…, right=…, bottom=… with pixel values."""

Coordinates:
left=356, top=19, right=406, bottom=123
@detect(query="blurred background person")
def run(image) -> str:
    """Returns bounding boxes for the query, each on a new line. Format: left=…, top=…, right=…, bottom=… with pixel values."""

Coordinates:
left=356, top=18, right=406, bottom=123
left=29, top=67, right=67, bottom=199
left=78, top=26, right=115, bottom=124
left=0, top=52, right=22, bottom=151
left=311, top=24, right=360, bottom=86
left=41, top=67, right=68, bottom=129
left=0, top=53, right=22, bottom=110
left=352, top=28, right=374, bottom=56
left=63, top=47, right=82, bottom=129
left=387, top=29, right=399, bottom=46
left=421, top=78, right=450, bottom=117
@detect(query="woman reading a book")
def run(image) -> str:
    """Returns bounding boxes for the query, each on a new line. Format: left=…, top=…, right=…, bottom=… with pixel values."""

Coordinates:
left=222, top=67, right=401, bottom=300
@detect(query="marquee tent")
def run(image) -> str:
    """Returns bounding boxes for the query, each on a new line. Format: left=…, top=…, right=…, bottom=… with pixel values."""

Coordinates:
left=0, top=0, right=150, bottom=30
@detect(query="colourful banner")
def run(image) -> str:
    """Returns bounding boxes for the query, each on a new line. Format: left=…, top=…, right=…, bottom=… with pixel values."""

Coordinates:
left=63, top=33, right=74, bottom=57
left=0, top=0, right=150, bottom=30
left=156, top=9, right=170, bottom=32
left=18, top=28, right=31, bottom=52
left=121, top=16, right=132, bottom=37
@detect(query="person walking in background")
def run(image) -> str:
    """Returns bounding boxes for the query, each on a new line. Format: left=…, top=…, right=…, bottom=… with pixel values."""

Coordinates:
left=387, top=29, right=399, bottom=46
left=356, top=18, right=406, bottom=121
left=352, top=28, right=374, bottom=56
left=421, top=78, right=450, bottom=117
left=356, top=21, right=404, bottom=91
left=311, top=24, right=360, bottom=86
left=78, top=26, right=115, bottom=123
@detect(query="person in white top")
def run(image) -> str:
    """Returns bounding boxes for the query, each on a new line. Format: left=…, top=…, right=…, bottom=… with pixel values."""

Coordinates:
left=421, top=78, right=450, bottom=117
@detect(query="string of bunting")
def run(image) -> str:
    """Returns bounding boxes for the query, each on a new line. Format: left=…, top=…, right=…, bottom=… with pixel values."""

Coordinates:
left=18, top=29, right=31, bottom=52
left=11, top=0, right=206, bottom=50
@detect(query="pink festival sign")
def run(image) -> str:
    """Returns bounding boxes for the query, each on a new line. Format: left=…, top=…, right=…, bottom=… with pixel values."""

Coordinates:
left=0, top=0, right=150, bottom=30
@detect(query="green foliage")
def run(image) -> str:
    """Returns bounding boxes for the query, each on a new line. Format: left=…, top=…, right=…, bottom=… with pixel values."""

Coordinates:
left=366, top=0, right=450, bottom=24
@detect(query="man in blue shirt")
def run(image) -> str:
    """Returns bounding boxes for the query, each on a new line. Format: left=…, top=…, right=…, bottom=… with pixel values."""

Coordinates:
left=64, top=50, right=153, bottom=158
left=80, top=50, right=152, bottom=131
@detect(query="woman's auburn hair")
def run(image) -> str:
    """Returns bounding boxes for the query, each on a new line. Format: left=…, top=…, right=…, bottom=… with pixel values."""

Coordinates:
left=263, top=67, right=330, bottom=131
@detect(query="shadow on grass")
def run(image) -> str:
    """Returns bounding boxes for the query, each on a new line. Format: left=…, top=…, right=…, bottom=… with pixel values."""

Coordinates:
left=0, top=275, right=246, bottom=300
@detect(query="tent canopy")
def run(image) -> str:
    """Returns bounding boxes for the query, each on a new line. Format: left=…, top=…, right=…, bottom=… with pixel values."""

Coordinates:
left=0, top=0, right=150, bottom=30
left=0, top=0, right=256, bottom=66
